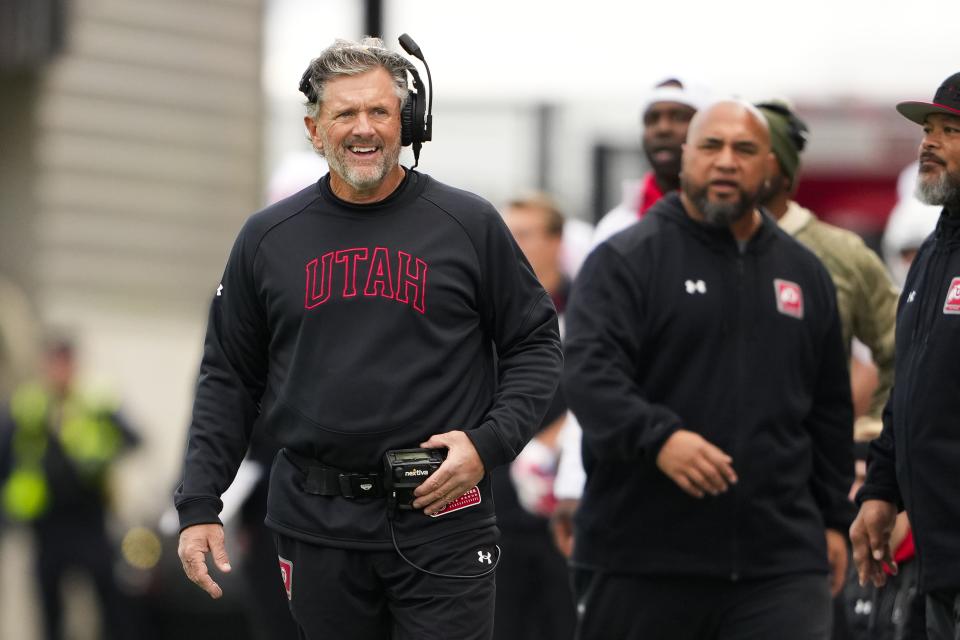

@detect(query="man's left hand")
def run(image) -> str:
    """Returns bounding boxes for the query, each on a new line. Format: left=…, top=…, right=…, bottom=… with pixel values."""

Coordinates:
left=412, top=430, right=485, bottom=516
left=826, top=528, right=848, bottom=596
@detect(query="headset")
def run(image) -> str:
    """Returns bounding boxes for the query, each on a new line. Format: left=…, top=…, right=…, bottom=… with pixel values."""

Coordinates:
left=299, top=33, right=434, bottom=168
left=397, top=34, right=433, bottom=167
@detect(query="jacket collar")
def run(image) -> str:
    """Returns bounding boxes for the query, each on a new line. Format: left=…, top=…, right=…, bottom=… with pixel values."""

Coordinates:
left=935, top=206, right=960, bottom=245
left=649, top=192, right=776, bottom=254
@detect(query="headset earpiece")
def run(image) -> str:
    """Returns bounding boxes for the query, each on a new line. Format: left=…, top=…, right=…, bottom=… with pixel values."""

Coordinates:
left=401, top=88, right=418, bottom=148
left=401, top=64, right=429, bottom=168
left=299, top=66, right=317, bottom=103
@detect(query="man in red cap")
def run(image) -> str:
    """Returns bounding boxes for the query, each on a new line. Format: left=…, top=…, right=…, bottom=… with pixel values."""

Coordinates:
left=850, top=71, right=960, bottom=640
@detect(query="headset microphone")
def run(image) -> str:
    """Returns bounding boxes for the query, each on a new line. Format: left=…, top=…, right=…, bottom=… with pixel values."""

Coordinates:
left=398, top=33, right=433, bottom=168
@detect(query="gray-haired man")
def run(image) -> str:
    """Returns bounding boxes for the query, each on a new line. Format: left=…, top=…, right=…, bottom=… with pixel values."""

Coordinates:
left=174, top=37, right=561, bottom=639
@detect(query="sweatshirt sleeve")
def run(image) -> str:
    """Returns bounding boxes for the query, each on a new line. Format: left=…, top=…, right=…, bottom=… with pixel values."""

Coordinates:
left=805, top=273, right=856, bottom=531
left=850, top=243, right=898, bottom=430
left=465, top=212, right=562, bottom=472
left=174, top=223, right=269, bottom=531
left=856, top=396, right=903, bottom=509
left=562, top=243, right=683, bottom=463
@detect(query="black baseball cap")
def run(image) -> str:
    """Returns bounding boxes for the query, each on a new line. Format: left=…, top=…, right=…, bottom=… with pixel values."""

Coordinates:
left=897, top=72, right=960, bottom=124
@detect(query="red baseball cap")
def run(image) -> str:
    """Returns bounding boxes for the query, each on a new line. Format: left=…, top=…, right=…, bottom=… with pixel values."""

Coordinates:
left=897, top=72, right=960, bottom=124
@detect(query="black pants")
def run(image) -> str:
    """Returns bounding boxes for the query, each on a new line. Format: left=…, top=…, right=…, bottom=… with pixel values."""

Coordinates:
left=274, top=529, right=497, bottom=640
left=927, top=590, right=960, bottom=640
left=35, top=523, right=133, bottom=640
left=493, top=529, right=574, bottom=640
left=572, top=570, right=832, bottom=640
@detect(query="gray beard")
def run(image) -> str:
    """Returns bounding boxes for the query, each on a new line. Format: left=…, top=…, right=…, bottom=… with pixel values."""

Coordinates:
left=915, top=168, right=960, bottom=207
left=322, top=139, right=402, bottom=193
left=696, top=195, right=753, bottom=227
left=682, top=175, right=757, bottom=227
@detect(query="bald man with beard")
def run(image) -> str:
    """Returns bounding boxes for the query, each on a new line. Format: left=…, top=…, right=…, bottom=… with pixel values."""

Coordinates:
left=563, top=101, right=854, bottom=639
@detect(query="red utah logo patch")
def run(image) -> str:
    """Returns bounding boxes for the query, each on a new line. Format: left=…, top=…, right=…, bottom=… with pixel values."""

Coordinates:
left=944, top=277, right=960, bottom=314
left=278, top=556, right=293, bottom=600
left=774, top=279, right=804, bottom=319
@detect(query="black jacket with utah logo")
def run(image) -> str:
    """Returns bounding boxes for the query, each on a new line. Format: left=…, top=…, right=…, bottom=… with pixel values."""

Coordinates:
left=859, top=211, right=960, bottom=593
left=564, top=192, right=854, bottom=579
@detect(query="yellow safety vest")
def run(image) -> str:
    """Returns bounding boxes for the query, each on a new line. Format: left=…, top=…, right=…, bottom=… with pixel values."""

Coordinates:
left=2, top=383, right=123, bottom=522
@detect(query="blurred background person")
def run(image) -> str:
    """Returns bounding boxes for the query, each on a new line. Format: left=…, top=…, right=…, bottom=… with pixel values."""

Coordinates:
left=756, top=99, right=898, bottom=450
left=0, top=337, right=139, bottom=640
left=592, top=76, right=710, bottom=244
left=883, top=161, right=943, bottom=289
left=502, top=191, right=571, bottom=318
left=496, top=191, right=575, bottom=640
left=0, top=273, right=40, bottom=638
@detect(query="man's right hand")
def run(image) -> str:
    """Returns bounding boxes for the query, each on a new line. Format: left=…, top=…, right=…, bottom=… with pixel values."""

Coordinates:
left=655, top=430, right=737, bottom=498
left=178, top=523, right=232, bottom=599
left=849, top=499, right=898, bottom=588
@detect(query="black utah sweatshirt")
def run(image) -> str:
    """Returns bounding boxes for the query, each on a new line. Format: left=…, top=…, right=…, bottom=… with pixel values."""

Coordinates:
left=175, top=170, right=562, bottom=549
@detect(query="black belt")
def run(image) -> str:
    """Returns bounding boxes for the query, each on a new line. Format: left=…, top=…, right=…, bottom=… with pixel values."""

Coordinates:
left=283, top=449, right=386, bottom=499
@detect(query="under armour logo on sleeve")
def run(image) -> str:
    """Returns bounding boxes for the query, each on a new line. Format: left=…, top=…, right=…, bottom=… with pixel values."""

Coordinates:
left=685, top=279, right=707, bottom=294
left=477, top=550, right=492, bottom=564
left=216, top=284, right=223, bottom=297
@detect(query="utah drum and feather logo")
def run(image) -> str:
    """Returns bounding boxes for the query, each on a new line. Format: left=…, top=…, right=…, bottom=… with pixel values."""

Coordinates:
left=774, top=279, right=804, bottom=320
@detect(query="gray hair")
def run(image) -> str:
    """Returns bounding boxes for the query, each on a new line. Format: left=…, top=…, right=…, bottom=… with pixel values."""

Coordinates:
left=302, top=37, right=410, bottom=119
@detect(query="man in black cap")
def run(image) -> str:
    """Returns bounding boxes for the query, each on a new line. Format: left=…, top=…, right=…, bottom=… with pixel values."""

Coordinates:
left=850, top=71, right=960, bottom=640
